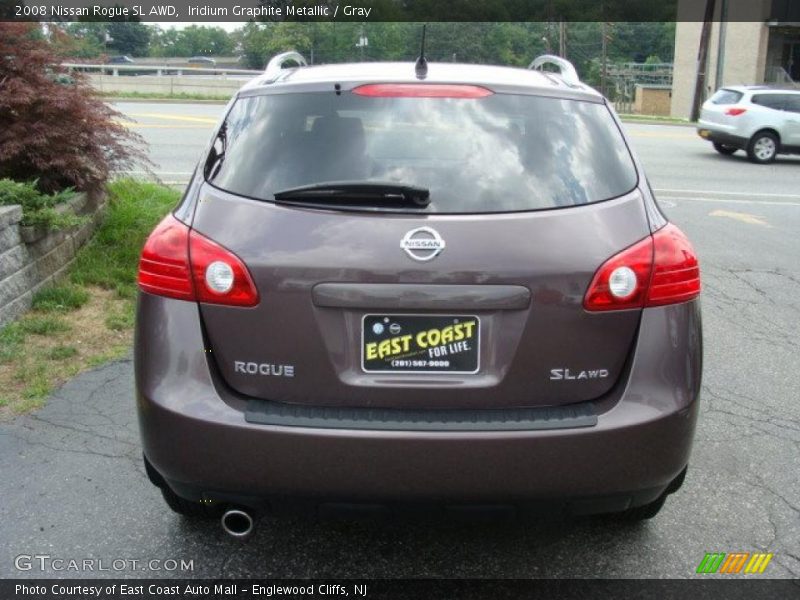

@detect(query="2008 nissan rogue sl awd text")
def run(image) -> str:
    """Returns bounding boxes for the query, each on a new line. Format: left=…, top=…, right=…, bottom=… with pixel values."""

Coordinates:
left=134, top=52, right=702, bottom=536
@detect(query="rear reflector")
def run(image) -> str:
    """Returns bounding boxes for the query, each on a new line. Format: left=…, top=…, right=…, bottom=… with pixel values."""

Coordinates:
left=138, top=214, right=259, bottom=307
left=584, top=223, right=700, bottom=311
left=352, top=84, right=493, bottom=98
left=724, top=107, right=747, bottom=116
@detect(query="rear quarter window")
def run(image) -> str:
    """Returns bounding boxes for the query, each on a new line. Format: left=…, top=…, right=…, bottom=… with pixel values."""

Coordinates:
left=207, top=91, right=638, bottom=214
left=710, top=89, right=744, bottom=105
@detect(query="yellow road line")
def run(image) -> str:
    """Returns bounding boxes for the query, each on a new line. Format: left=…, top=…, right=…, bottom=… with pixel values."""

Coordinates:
left=120, top=123, right=210, bottom=129
left=709, top=209, right=770, bottom=226
left=127, top=112, right=218, bottom=124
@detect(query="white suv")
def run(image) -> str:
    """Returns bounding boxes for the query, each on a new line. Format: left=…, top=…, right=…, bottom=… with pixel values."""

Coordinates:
left=697, top=86, right=800, bottom=163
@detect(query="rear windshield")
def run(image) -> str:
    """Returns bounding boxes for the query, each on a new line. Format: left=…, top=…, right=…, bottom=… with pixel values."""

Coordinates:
left=710, top=89, right=744, bottom=105
left=206, top=91, right=638, bottom=213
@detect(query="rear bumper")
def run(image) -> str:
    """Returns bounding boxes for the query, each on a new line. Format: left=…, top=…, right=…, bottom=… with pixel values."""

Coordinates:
left=697, top=128, right=749, bottom=148
left=696, top=123, right=748, bottom=148
left=135, top=294, right=702, bottom=512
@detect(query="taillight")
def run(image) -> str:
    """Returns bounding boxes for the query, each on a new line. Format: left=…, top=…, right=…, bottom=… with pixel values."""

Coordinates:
left=724, top=107, right=747, bottom=116
left=583, top=236, right=653, bottom=311
left=647, top=224, right=701, bottom=306
left=352, top=84, right=493, bottom=98
left=138, top=215, right=194, bottom=301
left=584, top=223, right=700, bottom=311
left=137, top=214, right=259, bottom=307
left=188, top=228, right=259, bottom=306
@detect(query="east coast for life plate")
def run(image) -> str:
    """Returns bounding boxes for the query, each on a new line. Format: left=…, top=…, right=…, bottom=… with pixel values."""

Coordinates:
left=361, top=314, right=480, bottom=374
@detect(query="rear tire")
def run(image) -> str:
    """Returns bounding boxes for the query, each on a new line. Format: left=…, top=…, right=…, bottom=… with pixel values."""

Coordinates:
left=712, top=142, right=737, bottom=156
left=160, top=485, right=222, bottom=519
left=746, top=131, right=778, bottom=164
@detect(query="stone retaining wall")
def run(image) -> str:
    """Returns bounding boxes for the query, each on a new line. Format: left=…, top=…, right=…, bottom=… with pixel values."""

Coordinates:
left=0, top=190, right=105, bottom=327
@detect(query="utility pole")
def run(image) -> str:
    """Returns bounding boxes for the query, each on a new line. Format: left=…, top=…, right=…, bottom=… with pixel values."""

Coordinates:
left=559, top=20, right=567, bottom=58
left=356, top=25, right=368, bottom=62
left=601, top=21, right=609, bottom=97
left=691, top=0, right=717, bottom=122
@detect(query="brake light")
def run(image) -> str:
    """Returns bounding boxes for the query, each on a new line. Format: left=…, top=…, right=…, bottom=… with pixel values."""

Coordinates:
left=724, top=107, right=747, bottom=116
left=138, top=215, right=193, bottom=301
left=584, top=224, right=700, bottom=311
left=352, top=84, right=493, bottom=98
left=137, top=214, right=259, bottom=307
left=647, top=224, right=701, bottom=306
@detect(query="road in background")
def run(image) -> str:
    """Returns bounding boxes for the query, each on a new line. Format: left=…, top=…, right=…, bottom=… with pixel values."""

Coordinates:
left=0, top=102, right=797, bottom=579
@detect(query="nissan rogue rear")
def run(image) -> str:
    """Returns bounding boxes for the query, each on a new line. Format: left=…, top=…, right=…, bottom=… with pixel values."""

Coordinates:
left=135, top=53, right=702, bottom=534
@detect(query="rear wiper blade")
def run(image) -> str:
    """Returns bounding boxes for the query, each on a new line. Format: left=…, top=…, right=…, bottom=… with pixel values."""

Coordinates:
left=274, top=182, right=431, bottom=208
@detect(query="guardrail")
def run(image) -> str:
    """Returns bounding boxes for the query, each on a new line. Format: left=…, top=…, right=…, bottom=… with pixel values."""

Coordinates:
left=61, top=63, right=263, bottom=78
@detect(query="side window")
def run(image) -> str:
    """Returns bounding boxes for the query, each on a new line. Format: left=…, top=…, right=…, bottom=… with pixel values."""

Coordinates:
left=784, top=95, right=800, bottom=114
left=752, top=94, right=786, bottom=111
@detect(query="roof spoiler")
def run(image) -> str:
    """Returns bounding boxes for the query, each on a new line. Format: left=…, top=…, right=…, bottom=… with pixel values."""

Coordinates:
left=264, top=51, right=308, bottom=77
left=528, top=55, right=580, bottom=86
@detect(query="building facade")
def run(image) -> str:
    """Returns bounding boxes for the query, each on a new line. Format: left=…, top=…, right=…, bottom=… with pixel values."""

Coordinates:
left=671, top=0, right=800, bottom=118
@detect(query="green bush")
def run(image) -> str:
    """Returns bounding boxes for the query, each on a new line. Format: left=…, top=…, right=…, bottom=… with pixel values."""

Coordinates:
left=0, top=178, right=81, bottom=229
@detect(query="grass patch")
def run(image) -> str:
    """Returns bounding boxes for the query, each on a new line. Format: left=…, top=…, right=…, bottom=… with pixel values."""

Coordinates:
left=17, top=315, right=71, bottom=336
left=71, top=179, right=179, bottom=298
left=102, top=91, right=230, bottom=102
left=619, top=114, right=694, bottom=126
left=47, top=345, right=78, bottom=360
left=105, top=305, right=135, bottom=331
left=32, top=285, right=90, bottom=312
left=0, top=324, right=25, bottom=364
left=0, top=178, right=179, bottom=417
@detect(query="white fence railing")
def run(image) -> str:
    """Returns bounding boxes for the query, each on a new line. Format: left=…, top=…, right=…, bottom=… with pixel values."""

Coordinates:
left=61, top=63, right=263, bottom=78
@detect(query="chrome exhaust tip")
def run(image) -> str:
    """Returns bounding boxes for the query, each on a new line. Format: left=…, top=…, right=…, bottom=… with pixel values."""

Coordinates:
left=221, top=508, right=254, bottom=539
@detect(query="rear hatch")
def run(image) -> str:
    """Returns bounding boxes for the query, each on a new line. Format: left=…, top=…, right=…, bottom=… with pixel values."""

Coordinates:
left=193, top=85, right=647, bottom=410
left=700, top=88, right=746, bottom=129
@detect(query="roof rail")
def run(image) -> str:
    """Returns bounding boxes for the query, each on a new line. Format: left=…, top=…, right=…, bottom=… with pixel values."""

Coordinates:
left=264, top=51, right=308, bottom=76
left=528, top=55, right=580, bottom=86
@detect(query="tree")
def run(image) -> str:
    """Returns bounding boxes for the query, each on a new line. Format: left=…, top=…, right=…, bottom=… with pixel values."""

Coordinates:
left=49, top=24, right=104, bottom=59
left=106, top=21, right=151, bottom=56
left=149, top=25, right=235, bottom=58
left=0, top=23, right=145, bottom=192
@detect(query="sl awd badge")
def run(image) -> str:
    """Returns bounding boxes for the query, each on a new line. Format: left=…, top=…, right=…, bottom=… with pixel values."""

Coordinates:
left=400, top=227, right=445, bottom=262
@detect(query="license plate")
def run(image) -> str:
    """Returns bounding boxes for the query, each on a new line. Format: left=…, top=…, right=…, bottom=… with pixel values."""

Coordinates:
left=361, top=314, right=480, bottom=374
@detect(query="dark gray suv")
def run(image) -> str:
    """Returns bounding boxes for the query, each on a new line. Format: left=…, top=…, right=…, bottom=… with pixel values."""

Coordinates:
left=135, top=53, right=702, bottom=536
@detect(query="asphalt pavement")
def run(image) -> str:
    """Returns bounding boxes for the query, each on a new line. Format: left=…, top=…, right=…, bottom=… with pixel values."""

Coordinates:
left=0, top=103, right=798, bottom=579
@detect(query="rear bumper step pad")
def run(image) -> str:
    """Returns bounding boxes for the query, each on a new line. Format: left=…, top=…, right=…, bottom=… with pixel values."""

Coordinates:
left=245, top=399, right=596, bottom=431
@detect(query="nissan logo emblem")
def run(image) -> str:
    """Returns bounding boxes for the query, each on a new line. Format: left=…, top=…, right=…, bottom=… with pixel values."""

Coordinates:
left=400, top=227, right=446, bottom=262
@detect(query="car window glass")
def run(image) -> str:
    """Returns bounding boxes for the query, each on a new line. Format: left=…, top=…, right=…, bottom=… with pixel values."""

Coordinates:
left=752, top=94, right=786, bottom=110
left=783, top=95, right=800, bottom=114
left=710, top=89, right=743, bottom=105
left=208, top=92, right=638, bottom=214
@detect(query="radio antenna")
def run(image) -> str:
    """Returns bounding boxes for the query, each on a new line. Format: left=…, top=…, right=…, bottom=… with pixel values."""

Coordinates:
left=415, top=24, right=428, bottom=79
